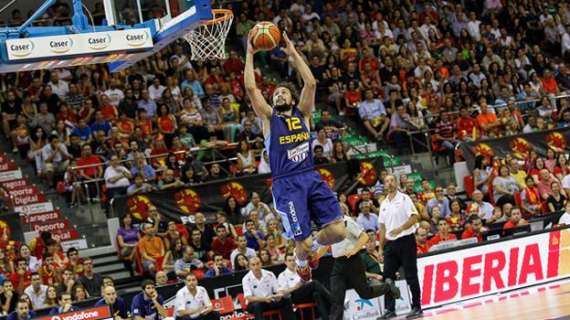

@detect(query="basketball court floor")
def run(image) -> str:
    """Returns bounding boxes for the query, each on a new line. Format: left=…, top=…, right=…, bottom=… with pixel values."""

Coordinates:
left=416, top=279, right=570, bottom=320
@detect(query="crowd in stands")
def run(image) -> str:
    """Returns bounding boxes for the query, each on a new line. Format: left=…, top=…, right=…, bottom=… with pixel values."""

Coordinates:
left=2, top=0, right=570, bottom=318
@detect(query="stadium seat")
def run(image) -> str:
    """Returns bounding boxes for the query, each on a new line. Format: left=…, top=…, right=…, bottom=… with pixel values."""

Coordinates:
left=237, top=294, right=282, bottom=320
left=464, top=176, right=475, bottom=197
left=295, top=303, right=316, bottom=320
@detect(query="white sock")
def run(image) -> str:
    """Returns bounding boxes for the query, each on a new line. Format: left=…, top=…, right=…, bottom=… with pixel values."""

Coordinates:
left=311, top=236, right=324, bottom=252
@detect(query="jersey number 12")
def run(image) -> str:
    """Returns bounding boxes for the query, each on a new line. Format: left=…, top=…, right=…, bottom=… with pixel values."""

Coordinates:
left=286, top=117, right=302, bottom=131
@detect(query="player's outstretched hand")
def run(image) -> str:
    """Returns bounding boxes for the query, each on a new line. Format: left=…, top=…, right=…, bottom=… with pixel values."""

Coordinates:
left=282, top=32, right=296, bottom=56
left=247, top=29, right=261, bottom=55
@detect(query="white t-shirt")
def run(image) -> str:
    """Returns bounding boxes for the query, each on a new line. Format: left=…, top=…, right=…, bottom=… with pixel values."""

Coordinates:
left=24, top=285, right=48, bottom=309
left=332, top=216, right=364, bottom=258
left=104, top=88, right=125, bottom=107
left=242, top=269, right=279, bottom=298
left=378, top=191, right=419, bottom=240
left=174, top=286, right=212, bottom=318
left=148, top=85, right=166, bottom=101
left=49, top=80, right=69, bottom=98
left=104, top=165, right=131, bottom=189
left=561, top=174, right=570, bottom=190
left=277, top=268, right=301, bottom=291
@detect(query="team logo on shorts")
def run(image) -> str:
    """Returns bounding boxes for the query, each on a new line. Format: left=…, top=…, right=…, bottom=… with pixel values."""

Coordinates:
left=287, top=142, right=309, bottom=163
left=288, top=201, right=303, bottom=236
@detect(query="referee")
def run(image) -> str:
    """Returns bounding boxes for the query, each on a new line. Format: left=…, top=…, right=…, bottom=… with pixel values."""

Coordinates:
left=378, top=174, right=422, bottom=319
left=330, top=215, right=400, bottom=320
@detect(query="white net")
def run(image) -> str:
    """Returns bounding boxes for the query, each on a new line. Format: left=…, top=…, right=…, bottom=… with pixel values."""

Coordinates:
left=183, top=9, right=234, bottom=61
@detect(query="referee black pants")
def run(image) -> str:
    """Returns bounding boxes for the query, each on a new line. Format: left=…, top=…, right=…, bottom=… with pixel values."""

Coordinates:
left=383, top=234, right=422, bottom=312
left=330, top=251, right=392, bottom=320
left=291, top=280, right=331, bottom=320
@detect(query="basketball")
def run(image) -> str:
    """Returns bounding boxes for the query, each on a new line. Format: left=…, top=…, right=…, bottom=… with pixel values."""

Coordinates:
left=251, top=21, right=281, bottom=51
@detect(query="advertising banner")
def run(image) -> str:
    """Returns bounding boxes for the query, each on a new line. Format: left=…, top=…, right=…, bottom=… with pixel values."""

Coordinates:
left=33, top=306, right=111, bottom=320
left=6, top=29, right=153, bottom=61
left=418, top=228, right=570, bottom=308
left=461, top=127, right=570, bottom=170
left=112, top=160, right=384, bottom=222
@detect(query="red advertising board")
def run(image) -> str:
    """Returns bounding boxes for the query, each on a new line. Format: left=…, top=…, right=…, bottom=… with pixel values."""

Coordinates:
left=34, top=306, right=111, bottom=320
left=11, top=192, right=46, bottom=206
left=2, top=179, right=31, bottom=190
left=20, top=210, right=62, bottom=225
left=0, top=161, right=17, bottom=172
left=31, top=219, right=72, bottom=233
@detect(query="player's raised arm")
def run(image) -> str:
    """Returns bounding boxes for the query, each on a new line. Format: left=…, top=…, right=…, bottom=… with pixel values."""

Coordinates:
left=282, top=33, right=316, bottom=116
left=244, top=30, right=272, bottom=120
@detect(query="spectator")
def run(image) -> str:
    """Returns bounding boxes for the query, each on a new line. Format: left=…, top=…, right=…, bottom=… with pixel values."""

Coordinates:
left=537, top=169, right=560, bottom=200
left=131, top=154, right=156, bottom=181
left=503, top=208, right=529, bottom=230
left=127, top=174, right=155, bottom=196
left=547, top=182, right=567, bottom=213
left=155, top=271, right=169, bottom=287
left=189, top=212, right=215, bottom=246
left=0, top=280, right=18, bottom=314
left=174, top=273, right=218, bottom=320
left=71, top=284, right=88, bottom=303
left=313, top=145, right=330, bottom=164
left=426, top=186, right=451, bottom=219
left=41, top=135, right=71, bottom=188
left=559, top=202, right=570, bottom=225
left=462, top=215, right=487, bottom=242
left=48, top=292, right=77, bottom=315
left=211, top=225, right=236, bottom=260
left=19, top=246, right=40, bottom=273
left=204, top=254, right=231, bottom=278
left=95, top=285, right=129, bottom=320
left=6, top=300, right=35, bottom=320
left=138, top=90, right=158, bottom=117
left=76, top=144, right=103, bottom=201
left=241, top=192, right=273, bottom=222
left=174, top=246, right=204, bottom=279
left=241, top=257, right=295, bottom=320
left=158, top=169, right=184, bottom=190
left=55, top=269, right=75, bottom=296
left=493, top=166, right=520, bottom=207
left=358, top=89, right=389, bottom=140
left=104, top=154, right=132, bottom=199
left=188, top=229, right=211, bottom=262
left=243, top=219, right=265, bottom=251
left=236, top=140, right=257, bottom=175
left=356, top=201, right=379, bottom=232
left=415, top=227, right=430, bottom=254
left=23, top=273, right=47, bottom=310
left=131, top=280, right=167, bottom=320
left=230, top=236, right=256, bottom=270
left=77, top=258, right=102, bottom=297
left=138, top=223, right=166, bottom=275
left=10, top=259, right=32, bottom=294
left=467, top=190, right=495, bottom=222
left=427, top=220, right=457, bottom=247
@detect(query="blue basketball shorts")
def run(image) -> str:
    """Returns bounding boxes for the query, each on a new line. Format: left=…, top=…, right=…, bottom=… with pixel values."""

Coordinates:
left=272, top=170, right=343, bottom=241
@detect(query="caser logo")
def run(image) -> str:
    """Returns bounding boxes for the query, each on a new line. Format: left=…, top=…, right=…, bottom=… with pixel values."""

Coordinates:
left=126, top=30, right=149, bottom=47
left=88, top=33, right=112, bottom=50
left=9, top=40, right=35, bottom=57
left=49, top=37, right=74, bottom=54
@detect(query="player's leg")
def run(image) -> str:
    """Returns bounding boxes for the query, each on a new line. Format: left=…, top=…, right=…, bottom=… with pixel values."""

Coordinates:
left=272, top=177, right=314, bottom=278
left=309, top=174, right=347, bottom=247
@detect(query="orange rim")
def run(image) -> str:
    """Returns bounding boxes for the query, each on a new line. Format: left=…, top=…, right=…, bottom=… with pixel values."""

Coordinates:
left=202, top=9, right=233, bottom=26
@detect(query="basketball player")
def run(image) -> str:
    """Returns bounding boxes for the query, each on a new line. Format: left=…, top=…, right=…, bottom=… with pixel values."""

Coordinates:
left=244, top=30, right=346, bottom=281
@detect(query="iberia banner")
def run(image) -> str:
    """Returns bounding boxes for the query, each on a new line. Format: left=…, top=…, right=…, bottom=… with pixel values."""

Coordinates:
left=461, top=127, right=570, bottom=170
left=418, top=227, right=570, bottom=308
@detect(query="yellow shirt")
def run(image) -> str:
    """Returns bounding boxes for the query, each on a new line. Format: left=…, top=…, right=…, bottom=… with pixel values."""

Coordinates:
left=511, top=171, right=527, bottom=188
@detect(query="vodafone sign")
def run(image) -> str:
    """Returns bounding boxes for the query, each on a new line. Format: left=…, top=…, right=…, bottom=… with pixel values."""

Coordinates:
left=418, top=228, right=570, bottom=308
left=35, top=306, right=111, bottom=320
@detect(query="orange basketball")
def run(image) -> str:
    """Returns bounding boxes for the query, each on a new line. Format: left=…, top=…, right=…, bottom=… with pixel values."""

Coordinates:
left=251, top=22, right=281, bottom=51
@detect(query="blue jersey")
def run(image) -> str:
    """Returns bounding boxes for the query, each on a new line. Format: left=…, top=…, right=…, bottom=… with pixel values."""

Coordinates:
left=266, top=107, right=314, bottom=179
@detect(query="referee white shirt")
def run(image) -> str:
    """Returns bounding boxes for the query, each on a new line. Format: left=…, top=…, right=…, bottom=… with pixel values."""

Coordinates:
left=378, top=191, right=419, bottom=240
left=331, top=216, right=364, bottom=258
left=174, top=285, right=212, bottom=318
left=242, top=269, right=279, bottom=298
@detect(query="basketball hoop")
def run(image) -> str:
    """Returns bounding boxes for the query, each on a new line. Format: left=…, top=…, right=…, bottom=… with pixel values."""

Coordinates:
left=183, top=9, right=233, bottom=61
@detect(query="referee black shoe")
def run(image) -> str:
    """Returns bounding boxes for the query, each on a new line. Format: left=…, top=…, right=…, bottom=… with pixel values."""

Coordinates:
left=378, top=310, right=396, bottom=319
left=405, top=307, right=424, bottom=319
left=385, top=278, right=401, bottom=300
